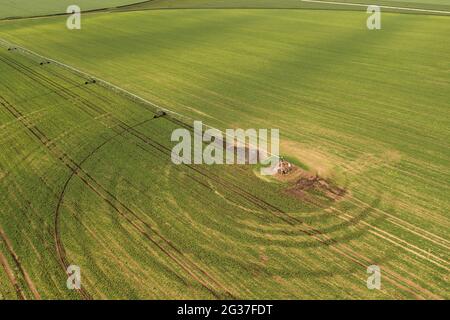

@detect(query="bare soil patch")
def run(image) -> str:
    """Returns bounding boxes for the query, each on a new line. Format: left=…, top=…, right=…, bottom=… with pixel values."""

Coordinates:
left=277, top=165, right=346, bottom=202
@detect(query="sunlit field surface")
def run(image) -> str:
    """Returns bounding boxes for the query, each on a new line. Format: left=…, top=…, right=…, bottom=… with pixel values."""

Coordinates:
left=2, top=0, right=450, bottom=19
left=123, top=0, right=450, bottom=11
left=0, top=4, right=449, bottom=299
left=0, top=0, right=140, bottom=19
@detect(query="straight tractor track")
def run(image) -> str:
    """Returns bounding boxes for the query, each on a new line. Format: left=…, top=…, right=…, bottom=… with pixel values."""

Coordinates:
left=0, top=227, right=41, bottom=299
left=0, top=234, right=26, bottom=299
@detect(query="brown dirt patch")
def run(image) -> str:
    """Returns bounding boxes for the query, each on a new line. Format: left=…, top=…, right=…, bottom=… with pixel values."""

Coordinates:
left=280, top=165, right=346, bottom=203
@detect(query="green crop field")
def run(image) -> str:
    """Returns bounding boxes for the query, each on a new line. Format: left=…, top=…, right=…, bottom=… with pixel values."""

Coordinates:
left=118, top=0, right=450, bottom=12
left=0, top=0, right=142, bottom=19
left=2, top=0, right=450, bottom=19
left=0, top=0, right=449, bottom=300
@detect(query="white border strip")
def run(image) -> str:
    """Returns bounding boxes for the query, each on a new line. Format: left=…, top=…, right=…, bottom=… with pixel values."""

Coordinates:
left=301, top=0, right=450, bottom=14
left=0, top=38, right=279, bottom=159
